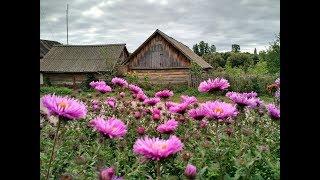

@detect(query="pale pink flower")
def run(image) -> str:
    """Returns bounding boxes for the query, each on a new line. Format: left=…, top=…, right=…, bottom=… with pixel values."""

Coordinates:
left=111, top=77, right=128, bottom=87
left=41, top=94, right=87, bottom=120
left=184, top=164, right=197, bottom=179
left=155, top=90, right=174, bottom=99
left=90, top=117, right=127, bottom=138
left=157, top=119, right=179, bottom=134
left=198, top=78, right=230, bottom=92
left=202, top=101, right=238, bottom=120
left=133, top=135, right=183, bottom=160
left=95, top=84, right=112, bottom=94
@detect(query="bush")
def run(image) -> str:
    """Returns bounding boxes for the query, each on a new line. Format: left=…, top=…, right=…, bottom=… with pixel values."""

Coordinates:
left=207, top=71, right=276, bottom=95
left=40, top=86, right=73, bottom=95
left=80, top=74, right=97, bottom=91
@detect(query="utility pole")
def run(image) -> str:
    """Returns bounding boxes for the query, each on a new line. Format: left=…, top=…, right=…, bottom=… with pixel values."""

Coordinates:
left=66, top=4, right=69, bottom=45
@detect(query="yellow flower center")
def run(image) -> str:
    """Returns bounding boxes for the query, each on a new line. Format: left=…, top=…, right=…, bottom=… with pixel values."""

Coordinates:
left=213, top=107, right=224, bottom=114
left=58, top=101, right=69, bottom=109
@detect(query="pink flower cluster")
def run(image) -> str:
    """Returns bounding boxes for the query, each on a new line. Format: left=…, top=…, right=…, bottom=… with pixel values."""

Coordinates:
left=168, top=95, right=197, bottom=114
left=133, top=135, right=183, bottom=160
left=226, top=91, right=260, bottom=108
left=99, top=167, right=123, bottom=180
left=90, top=117, right=127, bottom=138
left=152, top=108, right=161, bottom=121
left=157, top=119, right=179, bottom=134
left=267, top=104, right=280, bottom=120
left=144, top=97, right=160, bottom=106
left=198, top=78, right=230, bottom=93
left=111, top=77, right=128, bottom=87
left=155, top=89, right=174, bottom=99
left=105, top=97, right=117, bottom=108
left=41, top=94, right=87, bottom=120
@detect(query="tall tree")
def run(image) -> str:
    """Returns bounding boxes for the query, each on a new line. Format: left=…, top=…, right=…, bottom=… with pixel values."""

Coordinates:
left=210, top=45, right=216, bottom=53
left=232, top=44, right=240, bottom=52
left=198, top=41, right=206, bottom=56
left=193, top=44, right=200, bottom=56
left=253, top=48, right=259, bottom=64
left=265, top=33, right=280, bottom=74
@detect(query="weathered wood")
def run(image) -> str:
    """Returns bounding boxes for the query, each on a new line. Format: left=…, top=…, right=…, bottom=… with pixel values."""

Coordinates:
left=43, top=73, right=104, bottom=85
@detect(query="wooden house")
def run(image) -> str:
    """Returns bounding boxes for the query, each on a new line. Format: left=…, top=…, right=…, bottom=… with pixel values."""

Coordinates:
left=123, top=29, right=212, bottom=85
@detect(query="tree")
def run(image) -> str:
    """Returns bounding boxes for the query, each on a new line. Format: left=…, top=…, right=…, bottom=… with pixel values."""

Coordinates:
left=253, top=48, right=259, bottom=64
left=203, top=53, right=226, bottom=68
left=232, top=44, right=240, bottom=52
left=193, top=44, right=200, bottom=56
left=226, top=52, right=253, bottom=71
left=210, top=45, right=216, bottom=53
left=259, top=33, right=280, bottom=74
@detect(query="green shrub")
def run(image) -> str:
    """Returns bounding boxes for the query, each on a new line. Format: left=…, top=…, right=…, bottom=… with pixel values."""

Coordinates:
left=44, top=76, right=52, bottom=86
left=40, top=86, right=73, bottom=95
left=80, top=73, right=97, bottom=91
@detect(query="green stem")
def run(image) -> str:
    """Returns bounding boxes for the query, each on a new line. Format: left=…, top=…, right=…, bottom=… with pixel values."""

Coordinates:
left=216, top=120, right=219, bottom=146
left=45, top=119, right=62, bottom=180
left=156, top=161, right=161, bottom=180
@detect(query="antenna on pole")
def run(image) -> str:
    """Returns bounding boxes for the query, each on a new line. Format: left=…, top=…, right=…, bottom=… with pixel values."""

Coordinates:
left=66, top=4, right=69, bottom=45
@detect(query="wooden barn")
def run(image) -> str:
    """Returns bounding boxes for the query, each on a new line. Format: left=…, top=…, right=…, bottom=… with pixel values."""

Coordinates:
left=40, top=44, right=129, bottom=85
left=123, top=29, right=212, bottom=85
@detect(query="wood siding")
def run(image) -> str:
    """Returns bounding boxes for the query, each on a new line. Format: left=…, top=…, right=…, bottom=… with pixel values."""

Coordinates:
left=43, top=73, right=105, bottom=85
left=131, top=69, right=190, bottom=85
left=129, top=34, right=190, bottom=69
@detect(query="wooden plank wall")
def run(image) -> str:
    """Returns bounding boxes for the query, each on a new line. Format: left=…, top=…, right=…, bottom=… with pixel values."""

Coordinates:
left=43, top=73, right=105, bottom=85
left=131, top=69, right=190, bottom=85
left=130, top=34, right=190, bottom=69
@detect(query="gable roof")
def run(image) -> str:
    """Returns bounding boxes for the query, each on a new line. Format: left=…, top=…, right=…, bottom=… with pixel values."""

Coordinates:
left=125, top=29, right=212, bottom=69
left=40, top=44, right=127, bottom=73
left=40, top=39, right=62, bottom=58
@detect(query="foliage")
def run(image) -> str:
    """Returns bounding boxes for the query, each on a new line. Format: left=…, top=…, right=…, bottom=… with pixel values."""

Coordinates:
left=80, top=73, right=97, bottom=91
left=264, top=34, right=280, bottom=74
left=44, top=76, right=52, bottom=86
left=193, top=41, right=215, bottom=56
left=203, top=53, right=227, bottom=69
left=226, top=52, right=253, bottom=71
left=247, top=61, right=269, bottom=75
left=232, top=44, right=240, bottom=52
left=40, top=86, right=73, bottom=95
left=190, top=61, right=204, bottom=77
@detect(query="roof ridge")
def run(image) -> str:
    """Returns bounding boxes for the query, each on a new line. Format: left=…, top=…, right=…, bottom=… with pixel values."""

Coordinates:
left=53, top=43, right=126, bottom=47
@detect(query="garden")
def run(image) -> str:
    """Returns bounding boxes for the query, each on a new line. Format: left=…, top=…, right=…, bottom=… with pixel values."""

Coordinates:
left=40, top=75, right=280, bottom=180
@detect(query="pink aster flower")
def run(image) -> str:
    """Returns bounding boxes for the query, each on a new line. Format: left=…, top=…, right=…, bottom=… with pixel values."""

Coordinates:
left=198, top=78, right=230, bottom=93
left=202, top=101, right=238, bottom=120
left=99, top=167, right=123, bottom=180
left=136, top=92, right=148, bottom=102
left=41, top=94, right=87, bottom=120
left=144, top=97, right=160, bottom=106
left=226, top=92, right=259, bottom=108
left=180, top=95, right=198, bottom=105
left=155, top=90, right=174, bottom=99
left=169, top=102, right=190, bottom=114
left=157, top=119, right=179, bottom=134
left=165, top=101, right=177, bottom=109
left=267, top=104, right=280, bottom=120
left=133, top=135, right=183, bottom=161
left=128, top=84, right=143, bottom=94
left=184, top=164, right=197, bottom=179
left=105, top=97, right=117, bottom=108
left=188, top=106, right=207, bottom=121
left=111, top=77, right=128, bottom=87
left=90, top=80, right=106, bottom=88
left=95, top=84, right=112, bottom=94
left=90, top=117, right=127, bottom=138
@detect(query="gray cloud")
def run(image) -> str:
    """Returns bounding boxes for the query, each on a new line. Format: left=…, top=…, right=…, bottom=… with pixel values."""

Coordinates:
left=40, top=0, right=279, bottom=53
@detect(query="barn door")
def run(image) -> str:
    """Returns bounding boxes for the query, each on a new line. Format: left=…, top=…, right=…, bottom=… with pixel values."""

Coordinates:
left=152, top=43, right=163, bottom=68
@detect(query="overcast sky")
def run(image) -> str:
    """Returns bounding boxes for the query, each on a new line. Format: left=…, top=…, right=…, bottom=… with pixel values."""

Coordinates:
left=40, top=0, right=279, bottom=53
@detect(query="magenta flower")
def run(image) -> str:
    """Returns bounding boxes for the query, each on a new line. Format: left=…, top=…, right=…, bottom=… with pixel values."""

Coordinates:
left=136, top=92, right=147, bottom=102
left=95, top=84, right=112, bottom=94
left=188, top=107, right=207, bottom=121
left=99, top=167, right=123, bottom=180
left=267, top=104, right=280, bottom=120
left=165, top=101, right=177, bottom=109
left=105, top=97, right=117, bottom=108
left=93, top=104, right=101, bottom=111
left=41, top=94, right=87, bottom=120
left=184, top=164, right=197, bottom=179
left=198, top=78, right=230, bottom=93
left=90, top=80, right=106, bottom=88
left=152, top=113, right=161, bottom=121
left=90, top=117, right=127, bottom=138
left=155, top=90, right=174, bottom=99
left=180, top=95, right=198, bottom=105
left=226, top=92, right=259, bottom=108
left=128, top=84, right=143, bottom=94
left=137, top=127, right=145, bottom=135
left=134, top=111, right=142, bottom=119
left=169, top=102, right=190, bottom=114
left=157, top=119, right=179, bottom=134
left=202, top=101, right=238, bottom=120
left=111, top=77, right=128, bottom=87
left=133, top=135, right=183, bottom=161
left=144, top=97, right=160, bottom=106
